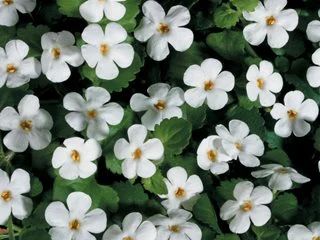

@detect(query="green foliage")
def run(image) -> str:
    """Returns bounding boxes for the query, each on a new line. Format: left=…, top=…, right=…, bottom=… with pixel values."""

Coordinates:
left=213, top=4, right=241, bottom=29
left=182, top=104, right=207, bottom=129
left=112, top=181, right=149, bottom=206
left=261, top=149, right=291, bottom=166
left=20, top=229, right=51, bottom=240
left=215, top=179, right=244, bottom=203
left=142, top=170, right=167, bottom=195
left=0, top=26, right=16, bottom=47
left=271, top=193, right=298, bottom=222
left=231, top=0, right=259, bottom=11
left=252, top=225, right=281, bottom=240
left=154, top=118, right=192, bottom=155
left=215, top=234, right=241, bottom=240
left=57, top=0, right=84, bottom=17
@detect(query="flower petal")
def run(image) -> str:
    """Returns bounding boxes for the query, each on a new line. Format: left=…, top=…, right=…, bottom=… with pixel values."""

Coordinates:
left=167, top=27, right=193, bottom=52
left=243, top=23, right=267, bottom=46
left=45, top=202, right=69, bottom=227
left=82, top=208, right=107, bottom=233
left=250, top=205, right=271, bottom=226
left=233, top=181, right=254, bottom=201
left=267, top=25, right=289, bottom=49
left=104, top=1, right=126, bottom=21
left=146, top=35, right=170, bottom=61
left=165, top=5, right=190, bottom=27
left=79, top=0, right=104, bottom=23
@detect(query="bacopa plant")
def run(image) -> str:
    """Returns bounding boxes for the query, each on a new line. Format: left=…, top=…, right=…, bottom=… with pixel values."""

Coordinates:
left=0, top=0, right=320, bottom=240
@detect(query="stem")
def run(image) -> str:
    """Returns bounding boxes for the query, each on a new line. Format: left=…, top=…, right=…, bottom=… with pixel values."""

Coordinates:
left=245, top=42, right=259, bottom=58
left=7, top=216, right=14, bottom=240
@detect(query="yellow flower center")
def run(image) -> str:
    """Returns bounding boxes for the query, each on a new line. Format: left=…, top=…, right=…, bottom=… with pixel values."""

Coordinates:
left=51, top=48, right=61, bottom=59
left=256, top=78, right=264, bottom=89
left=175, top=187, right=186, bottom=199
left=132, top=148, right=142, bottom=160
left=207, top=150, right=217, bottom=162
left=6, top=64, right=17, bottom=74
left=157, top=23, right=170, bottom=34
left=87, top=109, right=98, bottom=119
left=241, top=200, right=253, bottom=212
left=123, top=237, right=134, bottom=240
left=71, top=150, right=80, bottom=163
left=169, top=225, right=181, bottom=233
left=204, top=80, right=214, bottom=91
left=276, top=167, right=288, bottom=174
left=312, top=236, right=320, bottom=240
left=20, top=120, right=32, bottom=132
left=1, top=191, right=12, bottom=202
left=266, top=16, right=276, bottom=26
left=69, top=219, right=81, bottom=230
left=3, top=0, right=13, bottom=5
left=154, top=100, right=166, bottom=110
left=100, top=43, right=109, bottom=56
left=287, top=109, right=298, bottom=120
left=235, top=142, right=242, bottom=151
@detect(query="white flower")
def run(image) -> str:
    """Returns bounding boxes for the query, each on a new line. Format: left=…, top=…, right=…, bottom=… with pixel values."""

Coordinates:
left=0, top=0, right=36, bottom=26
left=288, top=222, right=320, bottom=240
left=0, top=168, right=32, bottom=224
left=246, top=60, right=283, bottom=107
left=81, top=23, right=134, bottom=80
left=41, top=31, right=84, bottom=83
left=134, top=0, right=193, bottom=61
left=149, top=209, right=202, bottom=240
left=0, top=40, right=41, bottom=88
left=220, top=181, right=273, bottom=234
left=307, top=48, right=320, bottom=88
left=45, top=192, right=107, bottom=240
left=130, top=83, right=184, bottom=131
left=103, top=212, right=157, bottom=240
left=80, top=0, right=126, bottom=23
left=63, top=87, right=124, bottom=141
left=0, top=95, right=53, bottom=152
left=306, top=10, right=320, bottom=43
left=215, top=120, right=264, bottom=167
left=251, top=164, right=310, bottom=191
left=114, top=124, right=164, bottom=179
left=52, top=137, right=102, bottom=180
left=243, top=0, right=298, bottom=48
left=270, top=90, right=319, bottom=138
left=197, top=135, right=232, bottom=175
left=159, top=166, right=203, bottom=211
left=183, top=58, right=235, bottom=110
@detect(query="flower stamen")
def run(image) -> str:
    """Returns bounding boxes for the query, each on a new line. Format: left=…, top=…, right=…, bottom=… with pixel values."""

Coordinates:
left=132, top=148, right=142, bottom=160
left=87, top=109, right=98, bottom=119
left=169, top=225, right=181, bottom=233
left=6, top=64, right=17, bottom=74
left=312, top=236, right=320, bottom=240
left=175, top=187, right=186, bottom=199
left=241, top=200, right=253, bottom=212
left=204, top=80, right=214, bottom=91
left=266, top=16, right=276, bottom=26
left=154, top=100, right=166, bottom=110
left=276, top=167, right=288, bottom=174
left=122, top=237, right=134, bottom=240
left=287, top=110, right=298, bottom=120
left=1, top=191, right=12, bottom=202
left=100, top=43, right=109, bottom=56
left=256, top=78, right=264, bottom=89
left=3, top=0, right=13, bottom=5
left=157, top=23, right=170, bottom=34
left=51, top=48, right=61, bottom=59
left=69, top=219, right=81, bottom=230
left=71, top=150, right=80, bottom=163
left=20, top=120, right=32, bottom=132
left=207, top=150, right=217, bottom=162
left=235, top=142, right=242, bottom=151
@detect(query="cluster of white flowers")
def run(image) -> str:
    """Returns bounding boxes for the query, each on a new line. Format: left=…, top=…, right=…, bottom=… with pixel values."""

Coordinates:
left=1, top=0, right=320, bottom=239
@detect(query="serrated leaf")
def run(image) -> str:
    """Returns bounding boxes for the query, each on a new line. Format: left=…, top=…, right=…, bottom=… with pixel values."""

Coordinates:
left=193, top=194, right=221, bottom=233
left=261, top=149, right=291, bottom=166
left=252, top=225, right=281, bottom=240
left=215, top=234, right=240, bottom=240
left=154, top=118, right=192, bottom=155
left=20, top=229, right=50, bottom=240
left=142, top=170, right=167, bottom=195
left=213, top=4, right=241, bottom=29
left=0, top=26, right=16, bottom=47
left=231, top=0, right=259, bottom=11
left=215, top=179, right=244, bottom=203
left=271, top=193, right=298, bottom=222
left=112, top=181, right=149, bottom=206
left=56, top=0, right=84, bottom=17
left=182, top=104, right=207, bottom=129
left=30, top=177, right=43, bottom=197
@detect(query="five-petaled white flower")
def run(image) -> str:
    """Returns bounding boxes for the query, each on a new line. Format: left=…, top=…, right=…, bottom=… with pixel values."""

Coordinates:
left=270, top=90, right=319, bottom=138
left=52, top=137, right=102, bottom=180
left=220, top=181, right=273, bottom=234
left=159, top=166, right=203, bottom=211
left=103, top=212, right=157, bottom=240
left=80, top=0, right=126, bottom=23
left=243, top=0, right=298, bottom=48
left=288, top=222, right=320, bottom=240
left=0, top=168, right=33, bottom=224
left=197, top=135, right=232, bottom=175
left=215, top=120, right=264, bottom=167
left=0, top=40, right=41, bottom=88
left=306, top=9, right=320, bottom=43
left=63, top=87, right=124, bottom=141
left=134, top=0, right=193, bottom=61
left=130, top=83, right=184, bottom=131
left=307, top=48, right=320, bottom=88
left=251, top=164, right=310, bottom=191
left=114, top=124, right=164, bottom=179
left=0, top=94, right=53, bottom=152
left=0, top=0, right=36, bottom=26
left=45, top=192, right=107, bottom=240
left=183, top=58, right=235, bottom=110
left=81, top=23, right=134, bottom=80
left=246, top=60, right=283, bottom=107
left=41, top=31, right=84, bottom=83
left=149, top=209, right=202, bottom=240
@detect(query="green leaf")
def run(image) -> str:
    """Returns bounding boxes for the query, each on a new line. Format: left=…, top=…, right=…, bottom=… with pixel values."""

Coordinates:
left=80, top=51, right=144, bottom=93
left=165, top=154, right=198, bottom=175
left=23, top=202, right=49, bottom=230
left=252, top=225, right=281, bottom=240
left=193, top=194, right=221, bottom=233
left=231, top=0, right=259, bottom=11
left=182, top=104, right=207, bottom=129
left=0, top=85, right=30, bottom=109
left=154, top=118, right=192, bottom=155
left=213, top=4, right=241, bottom=29
left=56, top=0, right=84, bottom=17
left=261, top=149, right=291, bottom=166
left=271, top=193, right=298, bottom=222
left=314, top=127, right=320, bottom=152
left=0, top=26, right=16, bottom=47
left=215, top=179, right=244, bottom=203
left=30, top=177, right=43, bottom=197
left=264, top=131, right=283, bottom=149
left=206, top=31, right=246, bottom=61
left=53, top=177, right=119, bottom=212
left=31, top=142, right=59, bottom=170
left=215, top=234, right=240, bottom=240
left=17, top=24, right=50, bottom=57
left=112, top=182, right=149, bottom=206
left=20, top=229, right=50, bottom=240
left=142, top=170, right=167, bottom=195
